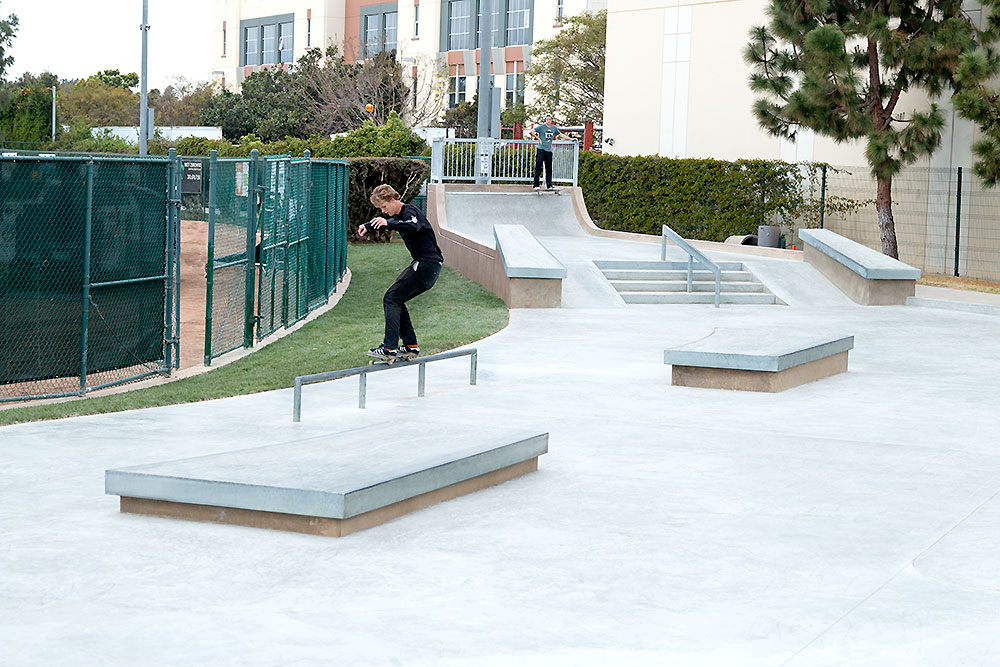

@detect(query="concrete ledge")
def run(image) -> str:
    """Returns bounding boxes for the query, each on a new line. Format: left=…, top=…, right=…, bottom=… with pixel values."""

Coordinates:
left=427, top=183, right=563, bottom=308
left=106, top=423, right=548, bottom=536
left=494, top=224, right=567, bottom=279
left=119, top=459, right=539, bottom=538
left=799, top=229, right=919, bottom=306
left=798, top=229, right=920, bottom=280
left=665, top=329, right=853, bottom=392
left=671, top=352, right=849, bottom=392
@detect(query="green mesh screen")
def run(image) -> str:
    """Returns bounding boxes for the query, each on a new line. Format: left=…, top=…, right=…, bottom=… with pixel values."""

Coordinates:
left=0, top=155, right=176, bottom=401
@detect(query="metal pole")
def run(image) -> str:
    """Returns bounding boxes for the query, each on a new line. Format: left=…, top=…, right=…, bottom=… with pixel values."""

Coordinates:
left=51, top=85, right=56, bottom=143
left=139, top=0, right=150, bottom=155
left=80, top=160, right=95, bottom=395
left=293, top=377, right=302, bottom=422
left=244, top=149, right=259, bottom=347
left=418, top=362, right=426, bottom=397
left=819, top=164, right=827, bottom=229
left=954, top=166, right=963, bottom=277
left=470, top=350, right=477, bottom=385
left=164, top=150, right=176, bottom=371
left=359, top=372, right=367, bottom=409
left=204, top=150, right=218, bottom=365
left=172, top=149, right=181, bottom=368
left=475, top=0, right=494, bottom=184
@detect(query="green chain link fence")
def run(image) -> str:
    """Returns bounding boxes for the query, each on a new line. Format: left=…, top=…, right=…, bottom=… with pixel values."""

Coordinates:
left=1, top=152, right=182, bottom=402
left=203, top=150, right=349, bottom=365
left=818, top=165, right=1000, bottom=281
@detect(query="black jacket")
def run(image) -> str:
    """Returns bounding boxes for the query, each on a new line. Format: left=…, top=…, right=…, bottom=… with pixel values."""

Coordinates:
left=367, top=203, right=444, bottom=264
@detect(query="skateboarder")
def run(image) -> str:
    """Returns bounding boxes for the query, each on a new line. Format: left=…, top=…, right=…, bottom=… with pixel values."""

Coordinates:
left=530, top=115, right=567, bottom=190
left=358, top=184, right=444, bottom=361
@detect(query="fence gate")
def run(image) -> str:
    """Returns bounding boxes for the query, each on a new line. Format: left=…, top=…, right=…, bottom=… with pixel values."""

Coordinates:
left=202, top=151, right=349, bottom=365
left=0, top=153, right=181, bottom=402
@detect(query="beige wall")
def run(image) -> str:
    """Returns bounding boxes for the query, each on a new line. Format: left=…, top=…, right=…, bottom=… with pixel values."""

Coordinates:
left=603, top=0, right=985, bottom=169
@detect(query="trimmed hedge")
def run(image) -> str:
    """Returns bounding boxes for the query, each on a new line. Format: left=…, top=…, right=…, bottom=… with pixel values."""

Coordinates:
left=579, top=152, right=824, bottom=242
left=347, top=157, right=431, bottom=242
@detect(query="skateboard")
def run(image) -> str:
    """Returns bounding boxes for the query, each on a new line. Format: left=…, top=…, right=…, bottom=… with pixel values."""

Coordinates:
left=366, top=350, right=416, bottom=365
left=535, top=187, right=560, bottom=195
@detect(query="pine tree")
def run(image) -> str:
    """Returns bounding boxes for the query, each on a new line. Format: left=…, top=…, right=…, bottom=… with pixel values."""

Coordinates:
left=745, top=0, right=1000, bottom=258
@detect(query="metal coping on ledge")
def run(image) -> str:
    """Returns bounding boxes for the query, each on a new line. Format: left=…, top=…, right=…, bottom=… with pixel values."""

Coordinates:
left=292, top=348, right=478, bottom=421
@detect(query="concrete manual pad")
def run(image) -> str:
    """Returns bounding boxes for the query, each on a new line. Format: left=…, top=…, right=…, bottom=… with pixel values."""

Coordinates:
left=105, top=422, right=548, bottom=533
left=664, top=328, right=854, bottom=372
left=799, top=228, right=921, bottom=280
left=493, top=224, right=567, bottom=279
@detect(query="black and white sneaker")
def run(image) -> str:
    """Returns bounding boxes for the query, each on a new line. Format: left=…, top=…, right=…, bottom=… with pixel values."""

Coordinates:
left=402, top=344, right=420, bottom=357
left=367, top=345, right=404, bottom=360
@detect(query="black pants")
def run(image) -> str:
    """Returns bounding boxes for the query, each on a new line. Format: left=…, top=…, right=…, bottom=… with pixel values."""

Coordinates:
left=533, top=148, right=553, bottom=188
left=383, top=260, right=442, bottom=348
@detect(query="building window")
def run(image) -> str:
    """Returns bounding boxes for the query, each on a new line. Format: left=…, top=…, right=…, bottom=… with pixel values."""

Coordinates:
left=364, top=15, right=380, bottom=56
left=449, top=0, right=472, bottom=50
left=241, top=15, right=294, bottom=67
left=245, top=26, right=261, bottom=66
left=262, top=24, right=277, bottom=64
left=361, top=6, right=400, bottom=58
left=279, top=22, right=293, bottom=62
left=223, top=22, right=227, bottom=56
left=384, top=12, right=398, bottom=52
left=505, top=71, right=524, bottom=106
left=307, top=17, right=311, bottom=47
left=506, top=0, right=530, bottom=45
left=476, top=0, right=501, bottom=47
left=557, top=0, right=563, bottom=20
left=449, top=73, right=466, bottom=108
left=414, top=4, right=419, bottom=36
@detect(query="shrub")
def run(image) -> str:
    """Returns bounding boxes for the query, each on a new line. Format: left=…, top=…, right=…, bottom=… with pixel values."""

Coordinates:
left=579, top=152, right=827, bottom=242
left=346, top=157, right=431, bottom=242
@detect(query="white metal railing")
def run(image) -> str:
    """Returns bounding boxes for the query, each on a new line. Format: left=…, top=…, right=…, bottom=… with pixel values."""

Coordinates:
left=431, top=138, right=579, bottom=186
left=661, top=224, right=723, bottom=308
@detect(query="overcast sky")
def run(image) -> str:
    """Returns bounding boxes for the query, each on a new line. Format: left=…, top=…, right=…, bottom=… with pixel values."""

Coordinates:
left=2, top=0, right=214, bottom=89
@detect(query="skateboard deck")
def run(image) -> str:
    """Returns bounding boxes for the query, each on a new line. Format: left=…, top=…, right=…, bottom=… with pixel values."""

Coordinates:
left=366, top=350, right=416, bottom=365
left=535, top=188, right=560, bottom=195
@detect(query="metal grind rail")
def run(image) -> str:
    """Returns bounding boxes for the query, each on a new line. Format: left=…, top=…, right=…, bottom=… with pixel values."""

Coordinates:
left=661, top=223, right=723, bottom=308
left=292, top=348, right=478, bottom=421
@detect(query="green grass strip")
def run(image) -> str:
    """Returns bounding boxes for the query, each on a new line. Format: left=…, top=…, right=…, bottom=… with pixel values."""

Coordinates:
left=0, top=243, right=508, bottom=426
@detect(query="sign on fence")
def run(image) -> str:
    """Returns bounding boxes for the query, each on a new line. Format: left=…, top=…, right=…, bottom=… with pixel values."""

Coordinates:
left=181, top=160, right=203, bottom=194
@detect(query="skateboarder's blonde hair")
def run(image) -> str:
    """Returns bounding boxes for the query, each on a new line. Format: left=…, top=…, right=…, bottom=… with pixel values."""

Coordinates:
left=370, top=184, right=399, bottom=206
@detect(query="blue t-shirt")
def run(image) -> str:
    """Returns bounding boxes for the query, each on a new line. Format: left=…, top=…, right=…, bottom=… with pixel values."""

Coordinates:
left=534, top=124, right=560, bottom=152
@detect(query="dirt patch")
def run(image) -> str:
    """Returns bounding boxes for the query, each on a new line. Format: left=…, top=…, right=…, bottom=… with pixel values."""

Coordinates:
left=918, top=274, right=1000, bottom=295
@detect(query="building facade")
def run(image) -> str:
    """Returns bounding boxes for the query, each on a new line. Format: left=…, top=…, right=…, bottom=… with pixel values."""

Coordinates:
left=603, top=0, right=984, bottom=173
left=213, top=0, right=607, bottom=121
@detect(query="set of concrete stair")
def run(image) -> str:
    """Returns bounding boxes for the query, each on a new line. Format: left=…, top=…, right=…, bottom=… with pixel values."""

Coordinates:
left=594, top=260, right=781, bottom=305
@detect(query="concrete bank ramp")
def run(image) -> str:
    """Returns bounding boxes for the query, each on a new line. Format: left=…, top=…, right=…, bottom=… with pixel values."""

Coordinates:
left=443, top=191, right=587, bottom=247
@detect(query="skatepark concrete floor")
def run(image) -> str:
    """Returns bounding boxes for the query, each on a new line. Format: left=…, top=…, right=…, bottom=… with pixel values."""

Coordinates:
left=3, top=242, right=1000, bottom=665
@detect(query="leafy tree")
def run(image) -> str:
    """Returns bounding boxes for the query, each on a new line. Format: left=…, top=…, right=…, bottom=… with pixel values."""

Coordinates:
left=745, top=0, right=1000, bottom=258
left=441, top=99, right=477, bottom=138
left=297, top=46, right=419, bottom=135
left=148, top=78, right=215, bottom=126
left=525, top=10, right=605, bottom=125
left=0, top=84, right=54, bottom=142
left=57, top=77, right=136, bottom=126
left=92, top=69, right=139, bottom=89
left=0, top=2, right=17, bottom=80
left=201, top=67, right=308, bottom=141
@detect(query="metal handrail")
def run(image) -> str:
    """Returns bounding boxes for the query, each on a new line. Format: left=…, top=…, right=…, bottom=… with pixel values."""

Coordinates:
left=431, top=138, right=578, bottom=185
left=292, top=348, right=478, bottom=421
left=660, top=224, right=722, bottom=308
